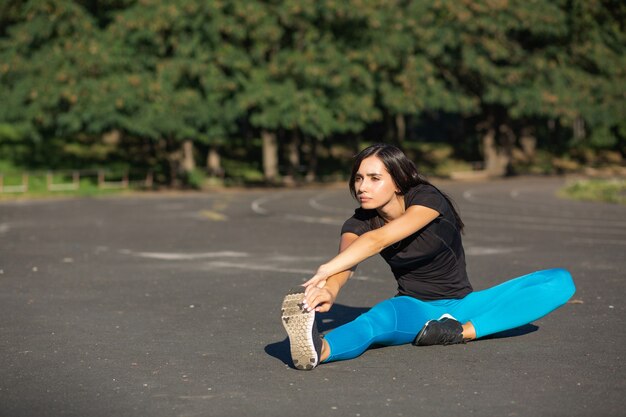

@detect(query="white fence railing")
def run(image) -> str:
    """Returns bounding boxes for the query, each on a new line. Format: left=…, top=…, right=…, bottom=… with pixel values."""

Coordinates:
left=0, top=170, right=153, bottom=193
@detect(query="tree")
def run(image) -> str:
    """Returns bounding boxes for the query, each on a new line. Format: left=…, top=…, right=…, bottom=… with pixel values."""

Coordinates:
left=0, top=0, right=105, bottom=167
left=562, top=0, right=626, bottom=153
left=1, top=0, right=623, bottom=183
left=408, top=0, right=625, bottom=175
left=234, top=0, right=383, bottom=181
left=96, top=0, right=243, bottom=184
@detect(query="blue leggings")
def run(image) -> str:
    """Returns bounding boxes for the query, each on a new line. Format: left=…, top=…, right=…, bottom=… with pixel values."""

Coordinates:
left=324, top=268, right=575, bottom=362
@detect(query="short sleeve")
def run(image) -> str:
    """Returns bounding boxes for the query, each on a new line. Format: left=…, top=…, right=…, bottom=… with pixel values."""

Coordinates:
left=405, top=184, right=449, bottom=215
left=340, top=209, right=374, bottom=236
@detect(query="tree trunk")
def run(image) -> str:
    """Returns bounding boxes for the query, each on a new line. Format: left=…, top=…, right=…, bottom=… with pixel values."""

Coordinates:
left=283, top=131, right=300, bottom=185
left=289, top=133, right=300, bottom=171
left=305, top=138, right=317, bottom=183
left=206, top=144, right=222, bottom=177
left=395, top=114, right=406, bottom=142
left=482, top=126, right=508, bottom=177
left=164, top=137, right=182, bottom=187
left=262, top=130, right=279, bottom=182
left=181, top=139, right=195, bottom=174
left=288, top=133, right=300, bottom=174
left=102, top=129, right=121, bottom=146
left=573, top=116, right=586, bottom=141
left=519, top=128, right=537, bottom=160
left=384, top=111, right=394, bottom=142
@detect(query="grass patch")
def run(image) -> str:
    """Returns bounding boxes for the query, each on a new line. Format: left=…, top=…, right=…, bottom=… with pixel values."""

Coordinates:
left=560, top=178, right=626, bottom=205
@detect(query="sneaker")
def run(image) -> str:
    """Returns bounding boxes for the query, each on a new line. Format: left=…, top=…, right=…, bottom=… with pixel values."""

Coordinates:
left=281, top=287, right=323, bottom=370
left=412, top=314, right=466, bottom=346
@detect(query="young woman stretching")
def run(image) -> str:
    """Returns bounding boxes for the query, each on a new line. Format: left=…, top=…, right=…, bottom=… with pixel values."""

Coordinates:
left=281, top=143, right=575, bottom=370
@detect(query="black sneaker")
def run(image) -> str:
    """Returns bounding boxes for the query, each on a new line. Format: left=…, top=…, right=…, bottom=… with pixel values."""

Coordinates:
left=413, top=314, right=466, bottom=346
left=281, top=287, right=323, bottom=370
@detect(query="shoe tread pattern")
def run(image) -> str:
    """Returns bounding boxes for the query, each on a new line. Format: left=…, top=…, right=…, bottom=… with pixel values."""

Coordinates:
left=281, top=288, right=317, bottom=370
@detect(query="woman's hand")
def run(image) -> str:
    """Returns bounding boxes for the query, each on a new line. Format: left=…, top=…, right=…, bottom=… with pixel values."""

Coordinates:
left=303, top=265, right=332, bottom=290
left=302, top=286, right=336, bottom=313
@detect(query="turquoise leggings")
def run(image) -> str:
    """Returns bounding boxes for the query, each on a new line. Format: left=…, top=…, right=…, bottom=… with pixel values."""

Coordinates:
left=324, top=268, right=575, bottom=362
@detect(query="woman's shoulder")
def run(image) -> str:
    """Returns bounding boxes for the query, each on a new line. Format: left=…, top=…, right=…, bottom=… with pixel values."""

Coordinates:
left=341, top=208, right=378, bottom=235
left=408, top=182, right=439, bottom=193
left=405, top=183, right=442, bottom=200
left=405, top=183, right=448, bottom=212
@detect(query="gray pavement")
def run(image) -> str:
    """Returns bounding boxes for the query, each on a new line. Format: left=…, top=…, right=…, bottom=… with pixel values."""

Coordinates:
left=0, top=176, right=624, bottom=417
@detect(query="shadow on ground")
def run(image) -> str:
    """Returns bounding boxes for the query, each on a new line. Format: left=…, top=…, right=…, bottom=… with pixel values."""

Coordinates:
left=481, top=324, right=539, bottom=339
left=265, top=303, right=369, bottom=366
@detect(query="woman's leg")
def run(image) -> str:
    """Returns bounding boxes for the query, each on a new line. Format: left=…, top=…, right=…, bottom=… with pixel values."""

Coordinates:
left=323, top=296, right=443, bottom=362
left=450, top=268, right=575, bottom=338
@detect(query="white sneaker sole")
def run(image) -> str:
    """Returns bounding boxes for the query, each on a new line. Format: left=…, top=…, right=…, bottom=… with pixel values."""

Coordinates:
left=281, top=288, right=318, bottom=370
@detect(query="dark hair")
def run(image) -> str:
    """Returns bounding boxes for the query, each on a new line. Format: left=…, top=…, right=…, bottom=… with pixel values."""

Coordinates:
left=348, top=143, right=465, bottom=232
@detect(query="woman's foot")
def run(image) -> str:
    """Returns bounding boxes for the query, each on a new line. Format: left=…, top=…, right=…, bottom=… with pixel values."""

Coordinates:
left=281, top=287, right=323, bottom=370
left=413, top=314, right=467, bottom=346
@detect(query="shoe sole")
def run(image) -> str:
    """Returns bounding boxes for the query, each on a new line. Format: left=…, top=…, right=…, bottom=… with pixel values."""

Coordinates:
left=281, top=288, right=318, bottom=370
left=414, top=321, right=431, bottom=345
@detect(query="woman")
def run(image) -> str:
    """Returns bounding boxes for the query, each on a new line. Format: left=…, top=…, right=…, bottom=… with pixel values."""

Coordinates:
left=281, top=143, right=575, bottom=370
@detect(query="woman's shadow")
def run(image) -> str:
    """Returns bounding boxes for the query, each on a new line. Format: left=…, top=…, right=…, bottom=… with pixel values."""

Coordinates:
left=265, top=303, right=369, bottom=366
left=265, top=303, right=539, bottom=366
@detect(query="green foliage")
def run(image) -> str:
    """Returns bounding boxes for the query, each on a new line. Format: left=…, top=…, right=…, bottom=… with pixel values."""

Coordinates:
left=402, top=142, right=474, bottom=177
left=561, top=179, right=626, bottom=205
left=0, top=0, right=623, bottom=185
left=183, top=168, right=206, bottom=190
left=221, top=158, right=264, bottom=183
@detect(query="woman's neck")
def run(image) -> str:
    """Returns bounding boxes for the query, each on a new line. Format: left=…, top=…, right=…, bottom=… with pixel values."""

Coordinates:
left=377, top=194, right=405, bottom=223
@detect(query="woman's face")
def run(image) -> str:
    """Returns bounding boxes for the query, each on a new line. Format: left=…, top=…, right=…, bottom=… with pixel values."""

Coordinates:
left=353, top=156, right=399, bottom=210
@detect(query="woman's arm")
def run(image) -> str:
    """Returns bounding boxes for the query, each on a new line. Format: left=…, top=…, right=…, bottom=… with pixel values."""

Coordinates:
left=304, top=205, right=439, bottom=289
left=303, top=232, right=359, bottom=312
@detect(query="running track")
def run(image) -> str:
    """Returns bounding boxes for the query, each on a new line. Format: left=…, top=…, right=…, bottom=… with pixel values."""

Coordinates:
left=0, top=176, right=624, bottom=417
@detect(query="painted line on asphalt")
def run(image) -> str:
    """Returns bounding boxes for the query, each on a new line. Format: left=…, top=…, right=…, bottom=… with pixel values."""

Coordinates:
left=198, top=210, right=228, bottom=221
left=251, top=194, right=285, bottom=215
left=570, top=237, right=626, bottom=246
left=285, top=214, right=344, bottom=226
left=207, top=261, right=312, bottom=275
left=465, top=246, right=526, bottom=256
left=464, top=220, right=626, bottom=235
left=462, top=210, right=626, bottom=229
left=205, top=261, right=383, bottom=282
left=308, top=191, right=354, bottom=215
left=121, top=250, right=249, bottom=260
left=463, top=187, right=578, bottom=211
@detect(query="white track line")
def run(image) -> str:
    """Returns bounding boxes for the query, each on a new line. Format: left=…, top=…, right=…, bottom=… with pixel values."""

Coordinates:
left=207, top=261, right=312, bottom=275
left=308, top=191, right=354, bottom=214
left=122, top=250, right=249, bottom=260
left=570, top=237, right=626, bottom=246
left=462, top=187, right=626, bottom=224
left=285, top=214, right=344, bottom=226
left=464, top=220, right=626, bottom=235
left=462, top=187, right=580, bottom=211
left=251, top=192, right=346, bottom=225
left=251, top=194, right=285, bottom=215
left=465, top=246, right=526, bottom=256
left=206, top=261, right=382, bottom=282
left=462, top=210, right=626, bottom=229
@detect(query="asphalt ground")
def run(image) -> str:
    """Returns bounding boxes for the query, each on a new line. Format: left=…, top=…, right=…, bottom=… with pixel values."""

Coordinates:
left=0, top=176, right=624, bottom=417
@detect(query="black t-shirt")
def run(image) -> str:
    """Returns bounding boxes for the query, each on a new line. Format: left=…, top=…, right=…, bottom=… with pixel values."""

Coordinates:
left=340, top=183, right=473, bottom=301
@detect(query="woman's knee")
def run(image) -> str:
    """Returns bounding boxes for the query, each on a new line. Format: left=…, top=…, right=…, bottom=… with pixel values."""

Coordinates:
left=544, top=268, right=576, bottom=302
left=359, top=299, right=399, bottom=334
